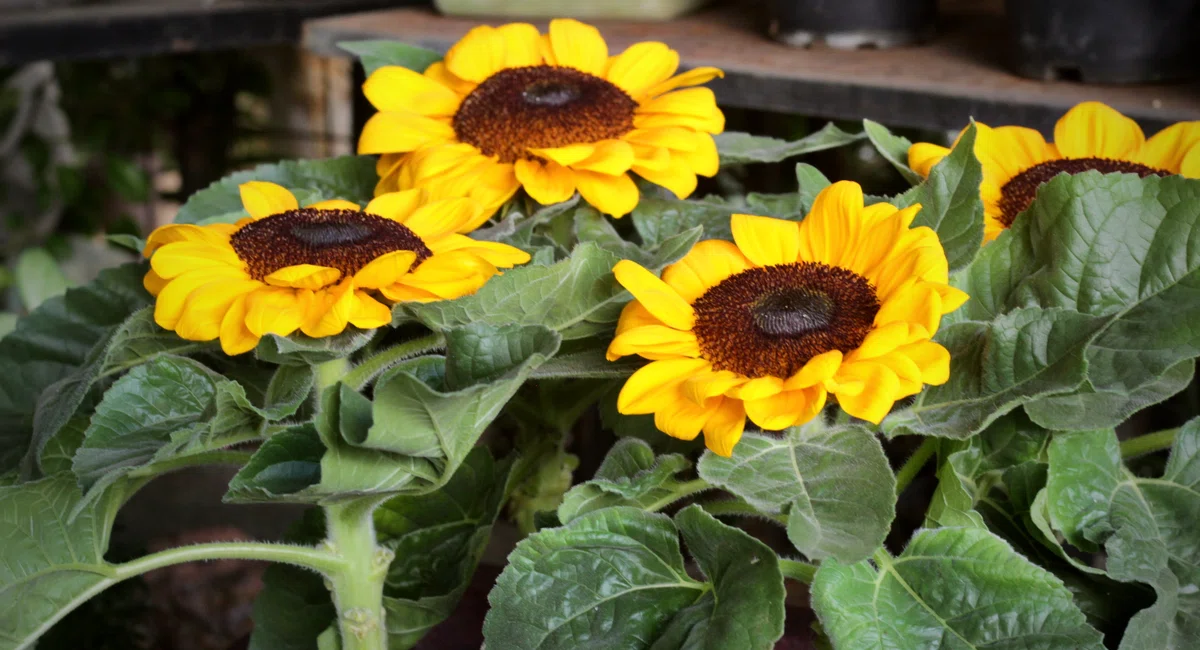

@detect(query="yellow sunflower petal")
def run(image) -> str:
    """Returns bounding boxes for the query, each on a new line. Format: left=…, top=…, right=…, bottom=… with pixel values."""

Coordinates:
left=245, top=287, right=307, bottom=337
left=617, top=358, right=709, bottom=414
left=731, top=213, right=800, bottom=267
left=498, top=22, right=543, bottom=68
left=636, top=87, right=724, bottom=133
left=379, top=282, right=442, bottom=303
left=702, top=398, right=745, bottom=458
left=612, top=259, right=695, bottom=330
left=307, top=199, right=361, bottom=212
left=674, top=132, right=719, bottom=177
left=219, top=294, right=259, bottom=355
left=402, top=197, right=479, bottom=241
left=983, top=126, right=1054, bottom=179
left=908, top=142, right=950, bottom=178
left=353, top=250, right=418, bottom=289
left=239, top=181, right=298, bottom=220
left=1183, top=146, right=1200, bottom=178
left=784, top=350, right=843, bottom=390
left=606, top=42, right=679, bottom=98
left=729, top=376, right=784, bottom=401
left=350, top=290, right=392, bottom=329
left=423, top=61, right=476, bottom=96
left=398, top=250, right=495, bottom=299
left=1053, top=101, right=1144, bottom=160
left=358, top=112, right=455, bottom=154
left=630, top=143, right=671, bottom=172
left=632, top=153, right=697, bottom=200
left=897, top=340, right=951, bottom=385
left=514, top=159, right=577, bottom=205
left=573, top=140, right=635, bottom=175
left=427, top=234, right=530, bottom=267
left=608, top=325, right=701, bottom=360
left=150, top=241, right=244, bottom=280
left=144, top=224, right=231, bottom=256
left=654, top=392, right=717, bottom=441
left=614, top=300, right=665, bottom=337
left=1141, top=121, right=1200, bottom=172
left=853, top=322, right=918, bottom=360
left=143, top=269, right=168, bottom=296
left=744, top=386, right=825, bottom=431
left=644, top=67, right=724, bottom=99
left=625, top=126, right=700, bottom=151
left=444, top=24, right=511, bottom=83
left=154, top=267, right=250, bottom=329
left=574, top=170, right=639, bottom=217
left=661, top=239, right=750, bottom=302
left=530, top=142, right=596, bottom=167
left=302, top=281, right=355, bottom=338
left=682, top=369, right=747, bottom=405
left=797, top=181, right=864, bottom=268
left=175, top=279, right=261, bottom=341
left=832, top=362, right=902, bottom=424
left=363, top=66, right=460, bottom=116
left=365, top=189, right=426, bottom=222
left=873, top=351, right=925, bottom=398
left=264, top=264, right=342, bottom=289
left=547, top=19, right=608, bottom=76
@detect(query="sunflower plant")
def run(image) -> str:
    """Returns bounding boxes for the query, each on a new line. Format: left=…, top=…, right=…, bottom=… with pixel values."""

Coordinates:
left=3, top=19, right=1200, bottom=650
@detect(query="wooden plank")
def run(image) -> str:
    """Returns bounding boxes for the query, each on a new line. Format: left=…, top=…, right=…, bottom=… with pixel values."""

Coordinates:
left=0, top=0, right=414, bottom=66
left=303, top=5, right=1200, bottom=135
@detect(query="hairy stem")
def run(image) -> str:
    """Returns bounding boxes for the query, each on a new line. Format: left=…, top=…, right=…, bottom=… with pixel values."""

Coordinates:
left=325, top=498, right=392, bottom=650
left=127, top=449, right=255, bottom=479
left=779, top=558, right=818, bottom=584
left=895, top=438, right=938, bottom=495
left=645, top=478, right=713, bottom=512
left=1120, top=428, right=1179, bottom=459
left=700, top=499, right=789, bottom=526
left=112, top=541, right=344, bottom=580
left=344, top=333, right=446, bottom=391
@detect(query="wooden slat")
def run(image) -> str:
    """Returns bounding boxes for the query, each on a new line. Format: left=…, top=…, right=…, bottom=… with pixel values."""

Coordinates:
left=303, top=5, right=1200, bottom=134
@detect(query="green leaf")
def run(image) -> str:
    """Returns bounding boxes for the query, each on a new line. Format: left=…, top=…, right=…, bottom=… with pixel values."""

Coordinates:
left=230, top=324, right=558, bottom=502
left=14, top=247, right=71, bottom=311
left=715, top=124, right=863, bottom=165
left=400, top=240, right=691, bottom=340
left=338, top=40, right=442, bottom=76
left=795, top=163, right=832, bottom=209
left=483, top=507, right=706, bottom=649
left=892, top=123, right=984, bottom=270
left=557, top=438, right=694, bottom=524
left=660, top=505, right=786, bottom=650
left=894, top=172, right=1200, bottom=437
left=1024, top=359, right=1195, bottom=430
left=862, top=119, right=923, bottom=185
left=0, top=313, right=17, bottom=339
left=255, top=328, right=375, bottom=366
left=631, top=195, right=738, bottom=248
left=598, top=384, right=703, bottom=456
left=697, top=426, right=894, bottom=562
left=105, top=234, right=146, bottom=254
left=0, top=474, right=124, bottom=649
left=247, top=564, right=336, bottom=650
left=0, top=264, right=152, bottom=475
left=174, top=156, right=378, bottom=225
left=812, top=527, right=1104, bottom=650
left=1046, top=425, right=1200, bottom=649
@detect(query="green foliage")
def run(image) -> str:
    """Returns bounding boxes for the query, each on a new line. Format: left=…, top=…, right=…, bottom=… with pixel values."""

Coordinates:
left=812, top=527, right=1104, bottom=649
left=887, top=172, right=1200, bottom=439
left=484, top=505, right=784, bottom=650
left=338, top=40, right=443, bottom=76
left=173, top=156, right=378, bottom=224
left=862, top=119, right=923, bottom=184
left=714, top=123, right=864, bottom=165
left=698, top=426, right=894, bottom=562
left=13, top=247, right=71, bottom=311
left=557, top=438, right=696, bottom=524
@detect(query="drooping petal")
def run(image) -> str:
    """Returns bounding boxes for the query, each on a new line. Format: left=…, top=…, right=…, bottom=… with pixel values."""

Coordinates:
left=514, top=159, right=577, bottom=205
left=357, top=112, right=455, bottom=154
left=574, top=170, right=639, bottom=217
left=349, top=290, right=393, bottom=329
left=154, top=266, right=250, bottom=329
left=701, top=397, right=745, bottom=457
left=175, top=279, right=261, bottom=341
left=427, top=234, right=530, bottom=267
left=632, top=152, right=697, bottom=199
left=401, top=197, right=479, bottom=240
left=244, top=287, right=307, bottom=337
left=831, top=362, right=902, bottom=424
left=352, top=250, right=418, bottom=289
left=617, top=358, right=709, bottom=414
left=263, top=264, right=342, bottom=289
left=607, top=325, right=702, bottom=360
left=219, top=294, right=259, bottom=355
left=654, top=392, right=717, bottom=441
left=744, top=386, right=825, bottom=430
left=572, top=140, right=635, bottom=176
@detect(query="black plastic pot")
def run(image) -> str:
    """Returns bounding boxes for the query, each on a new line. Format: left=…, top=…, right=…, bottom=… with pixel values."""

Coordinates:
left=767, top=0, right=937, bottom=50
left=1005, top=0, right=1200, bottom=83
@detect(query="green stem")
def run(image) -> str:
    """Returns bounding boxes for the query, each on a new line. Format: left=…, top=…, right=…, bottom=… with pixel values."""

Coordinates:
left=779, top=558, right=817, bottom=584
left=112, top=541, right=344, bottom=580
left=700, top=499, right=788, bottom=526
left=325, top=499, right=392, bottom=650
left=315, top=357, right=353, bottom=393
left=645, top=478, right=712, bottom=512
left=1121, top=428, right=1179, bottom=459
left=895, top=438, right=938, bottom=496
left=127, top=449, right=255, bottom=479
left=343, top=333, right=446, bottom=391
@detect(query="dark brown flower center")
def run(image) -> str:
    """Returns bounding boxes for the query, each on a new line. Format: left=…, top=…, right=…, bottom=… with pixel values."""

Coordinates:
left=692, top=263, right=880, bottom=379
left=452, top=65, right=637, bottom=164
left=998, top=157, right=1168, bottom=227
left=230, top=208, right=432, bottom=280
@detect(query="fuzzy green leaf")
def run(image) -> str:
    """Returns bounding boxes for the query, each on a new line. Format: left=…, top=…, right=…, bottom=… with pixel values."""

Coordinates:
left=697, top=427, right=894, bottom=562
left=715, top=124, right=863, bottom=165
left=812, top=527, right=1104, bottom=649
left=14, top=247, right=70, bottom=311
left=557, top=438, right=693, bottom=524
left=862, top=119, right=923, bottom=184
left=483, top=507, right=705, bottom=650
left=174, top=156, right=377, bottom=224
left=338, top=40, right=442, bottom=76
left=1046, top=424, right=1200, bottom=649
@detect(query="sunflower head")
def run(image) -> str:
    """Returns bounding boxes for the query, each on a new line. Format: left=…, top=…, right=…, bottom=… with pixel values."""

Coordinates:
left=143, top=182, right=530, bottom=355
left=606, top=181, right=969, bottom=456
left=909, top=101, right=1200, bottom=242
left=360, top=19, right=725, bottom=223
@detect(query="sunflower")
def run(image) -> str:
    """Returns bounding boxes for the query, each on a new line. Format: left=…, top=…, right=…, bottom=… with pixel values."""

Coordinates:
left=606, top=181, right=968, bottom=456
left=359, top=19, right=725, bottom=225
left=909, top=101, right=1200, bottom=242
left=143, top=181, right=529, bottom=355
